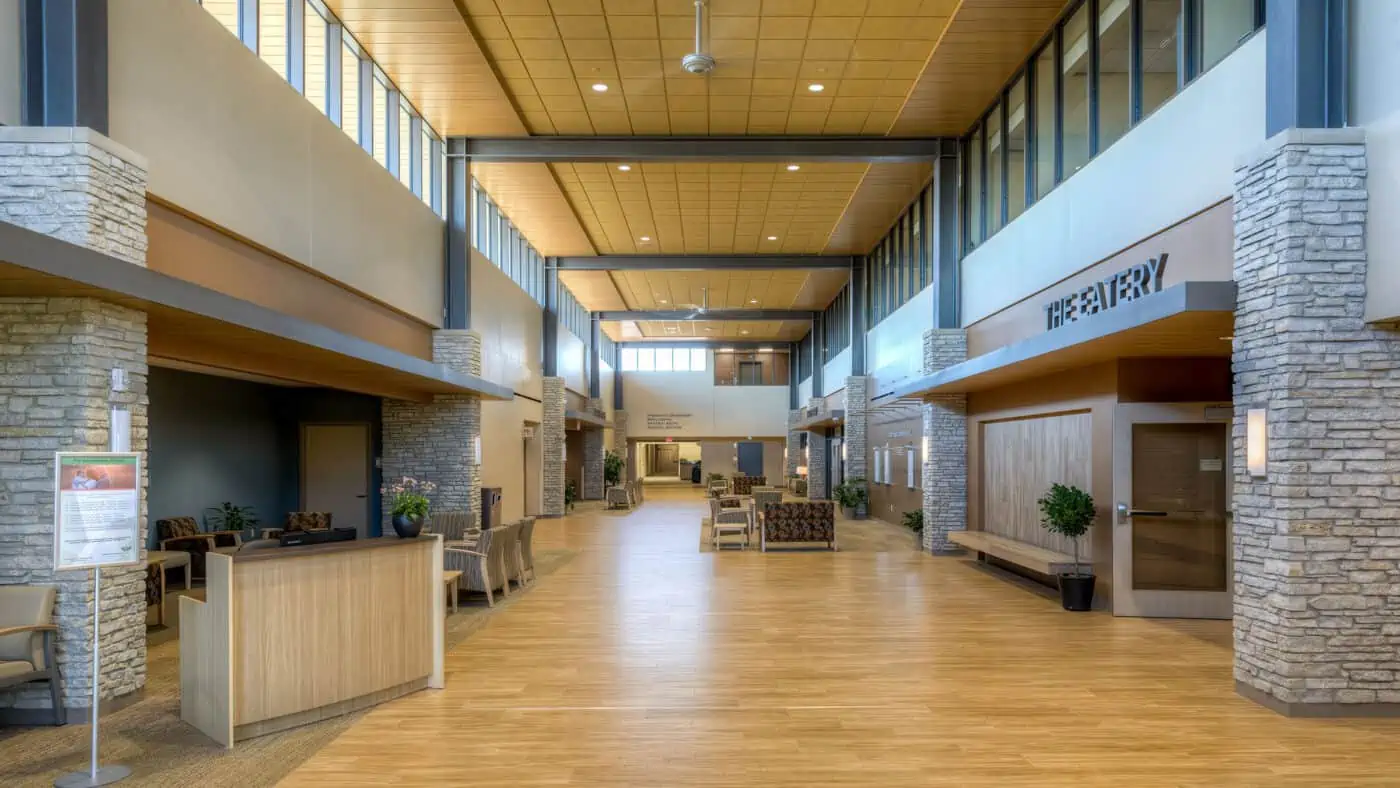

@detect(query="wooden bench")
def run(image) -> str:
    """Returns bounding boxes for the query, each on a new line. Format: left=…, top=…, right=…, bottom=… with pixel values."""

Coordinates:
left=949, top=531, right=1078, bottom=576
left=443, top=570, right=463, bottom=614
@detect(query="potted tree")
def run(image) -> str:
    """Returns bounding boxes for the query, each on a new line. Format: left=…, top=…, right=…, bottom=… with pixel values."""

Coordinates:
left=833, top=478, right=868, bottom=520
left=901, top=509, right=923, bottom=539
left=604, top=450, right=624, bottom=489
left=1037, top=482, right=1097, bottom=611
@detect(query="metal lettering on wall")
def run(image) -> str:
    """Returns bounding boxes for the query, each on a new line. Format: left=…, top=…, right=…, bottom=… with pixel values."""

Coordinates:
left=645, top=413, right=692, bottom=431
left=1043, top=254, right=1168, bottom=331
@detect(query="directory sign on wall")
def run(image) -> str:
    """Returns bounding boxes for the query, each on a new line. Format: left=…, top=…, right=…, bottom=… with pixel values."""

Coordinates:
left=53, top=453, right=142, bottom=571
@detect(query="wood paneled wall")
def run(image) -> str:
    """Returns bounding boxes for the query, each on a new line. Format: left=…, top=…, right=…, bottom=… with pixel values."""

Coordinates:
left=981, top=412, right=1094, bottom=557
left=867, top=403, right=924, bottom=525
left=713, top=351, right=790, bottom=387
left=968, top=362, right=1119, bottom=604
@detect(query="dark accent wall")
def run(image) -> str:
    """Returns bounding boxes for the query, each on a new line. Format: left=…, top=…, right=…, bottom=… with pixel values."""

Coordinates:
left=148, top=367, right=384, bottom=547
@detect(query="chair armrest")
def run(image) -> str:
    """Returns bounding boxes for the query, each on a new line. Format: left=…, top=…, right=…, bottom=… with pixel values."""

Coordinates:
left=161, top=535, right=215, bottom=550
left=0, top=624, right=58, bottom=637
left=444, top=547, right=487, bottom=557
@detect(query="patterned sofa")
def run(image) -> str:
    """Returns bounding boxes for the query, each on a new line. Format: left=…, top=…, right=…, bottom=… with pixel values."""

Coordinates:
left=731, top=476, right=766, bottom=496
left=262, top=511, right=333, bottom=541
left=761, top=501, right=836, bottom=551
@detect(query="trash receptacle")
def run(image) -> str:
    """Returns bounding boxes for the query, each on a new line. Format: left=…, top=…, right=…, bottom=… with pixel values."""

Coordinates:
left=481, top=487, right=502, bottom=530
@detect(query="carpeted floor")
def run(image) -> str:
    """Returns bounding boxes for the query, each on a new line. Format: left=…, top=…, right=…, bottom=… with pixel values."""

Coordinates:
left=0, top=547, right=578, bottom=788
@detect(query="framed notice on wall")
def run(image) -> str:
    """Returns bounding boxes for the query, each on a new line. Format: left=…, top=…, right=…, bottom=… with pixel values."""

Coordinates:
left=53, top=452, right=141, bottom=571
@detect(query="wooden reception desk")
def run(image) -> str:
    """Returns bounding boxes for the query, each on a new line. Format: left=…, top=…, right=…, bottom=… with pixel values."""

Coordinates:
left=180, top=535, right=444, bottom=747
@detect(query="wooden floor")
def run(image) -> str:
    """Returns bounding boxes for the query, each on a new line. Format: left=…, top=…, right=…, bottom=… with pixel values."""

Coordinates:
left=282, top=486, right=1400, bottom=787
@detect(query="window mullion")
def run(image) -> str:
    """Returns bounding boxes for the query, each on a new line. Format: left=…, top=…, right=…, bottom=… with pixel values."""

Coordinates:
left=238, top=0, right=259, bottom=52
left=286, top=0, right=305, bottom=90
left=326, top=19, right=343, bottom=126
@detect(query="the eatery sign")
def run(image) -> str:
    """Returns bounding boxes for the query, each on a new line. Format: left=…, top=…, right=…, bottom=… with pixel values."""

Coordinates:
left=1043, top=254, right=1168, bottom=331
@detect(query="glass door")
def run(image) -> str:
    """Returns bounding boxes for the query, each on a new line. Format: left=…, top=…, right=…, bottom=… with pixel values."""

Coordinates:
left=1112, top=404, right=1232, bottom=618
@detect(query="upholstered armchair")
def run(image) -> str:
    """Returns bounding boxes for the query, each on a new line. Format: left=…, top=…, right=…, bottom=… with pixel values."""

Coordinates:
left=158, top=516, right=238, bottom=578
left=606, top=486, right=632, bottom=509
left=446, top=524, right=514, bottom=607
left=431, top=511, right=476, bottom=543
left=731, top=476, right=767, bottom=496
left=262, top=511, right=332, bottom=541
left=0, top=585, right=64, bottom=724
left=517, top=517, right=538, bottom=586
left=761, top=501, right=836, bottom=551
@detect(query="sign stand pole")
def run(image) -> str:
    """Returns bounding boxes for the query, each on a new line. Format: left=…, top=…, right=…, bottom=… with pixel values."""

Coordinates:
left=55, top=566, right=131, bottom=785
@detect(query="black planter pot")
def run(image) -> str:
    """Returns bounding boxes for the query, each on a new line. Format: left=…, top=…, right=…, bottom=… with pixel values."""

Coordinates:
left=1057, top=573, right=1096, bottom=611
left=392, top=513, right=425, bottom=538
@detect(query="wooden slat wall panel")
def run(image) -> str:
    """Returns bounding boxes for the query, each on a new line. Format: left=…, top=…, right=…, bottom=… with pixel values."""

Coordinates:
left=981, top=411, right=1094, bottom=558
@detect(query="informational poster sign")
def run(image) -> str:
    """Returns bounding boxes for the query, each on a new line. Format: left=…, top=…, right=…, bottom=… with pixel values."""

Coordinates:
left=53, top=452, right=141, bottom=571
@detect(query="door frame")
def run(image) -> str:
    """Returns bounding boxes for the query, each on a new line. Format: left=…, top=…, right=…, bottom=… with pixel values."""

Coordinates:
left=299, top=422, right=373, bottom=535
left=1112, top=403, right=1233, bottom=619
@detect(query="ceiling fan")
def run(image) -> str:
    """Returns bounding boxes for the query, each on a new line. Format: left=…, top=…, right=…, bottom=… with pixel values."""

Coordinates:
left=673, top=287, right=710, bottom=320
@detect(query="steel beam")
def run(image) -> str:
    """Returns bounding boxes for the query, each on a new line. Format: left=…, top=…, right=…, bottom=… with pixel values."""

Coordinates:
left=22, top=0, right=109, bottom=134
left=1266, top=0, right=1348, bottom=136
left=444, top=138, right=470, bottom=330
left=557, top=254, right=854, bottom=271
left=543, top=261, right=559, bottom=377
left=599, top=310, right=816, bottom=322
left=588, top=313, right=602, bottom=399
left=459, top=136, right=957, bottom=163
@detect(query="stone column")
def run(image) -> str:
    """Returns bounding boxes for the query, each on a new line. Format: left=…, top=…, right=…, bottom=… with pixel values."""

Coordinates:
left=582, top=398, right=605, bottom=500
left=382, top=330, right=482, bottom=531
left=785, top=411, right=801, bottom=478
left=844, top=376, right=870, bottom=515
left=921, top=329, right=968, bottom=554
left=541, top=377, right=566, bottom=516
left=806, top=431, right=829, bottom=500
left=0, top=128, right=151, bottom=717
left=1232, top=129, right=1400, bottom=715
left=612, top=411, right=631, bottom=481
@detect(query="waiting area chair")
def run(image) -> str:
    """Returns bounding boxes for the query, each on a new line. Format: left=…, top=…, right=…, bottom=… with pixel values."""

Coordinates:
left=157, top=516, right=241, bottom=579
left=444, top=518, right=536, bottom=607
left=0, top=585, right=64, bottom=725
left=731, top=476, right=766, bottom=496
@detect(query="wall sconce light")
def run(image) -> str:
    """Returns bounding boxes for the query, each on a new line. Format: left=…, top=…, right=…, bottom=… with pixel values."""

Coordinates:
left=921, top=435, right=930, bottom=464
left=1247, top=407, right=1267, bottom=477
left=840, top=441, right=847, bottom=462
left=796, top=465, right=808, bottom=477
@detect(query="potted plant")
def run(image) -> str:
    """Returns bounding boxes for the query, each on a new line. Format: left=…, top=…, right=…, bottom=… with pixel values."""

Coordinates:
left=385, top=477, right=436, bottom=538
left=604, top=450, right=624, bottom=488
left=205, top=502, right=259, bottom=543
left=564, top=479, right=578, bottom=511
left=833, top=478, right=868, bottom=520
left=901, top=509, right=923, bottom=538
left=1037, top=482, right=1097, bottom=611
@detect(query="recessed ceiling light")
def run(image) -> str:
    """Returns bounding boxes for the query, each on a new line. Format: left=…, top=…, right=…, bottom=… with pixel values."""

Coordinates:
left=658, top=298, right=668, bottom=304
left=786, top=164, right=800, bottom=171
left=740, top=330, right=750, bottom=335
left=639, top=236, right=651, bottom=242
left=807, top=83, right=825, bottom=92
left=766, top=236, right=778, bottom=241
left=617, top=164, right=632, bottom=171
left=592, top=83, right=609, bottom=92
left=749, top=299, right=758, bottom=304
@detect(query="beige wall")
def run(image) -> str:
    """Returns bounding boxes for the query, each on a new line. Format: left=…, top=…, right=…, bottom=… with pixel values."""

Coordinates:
left=107, top=0, right=443, bottom=326
left=0, top=0, right=18, bottom=127
left=558, top=325, right=587, bottom=396
left=472, top=250, right=544, bottom=523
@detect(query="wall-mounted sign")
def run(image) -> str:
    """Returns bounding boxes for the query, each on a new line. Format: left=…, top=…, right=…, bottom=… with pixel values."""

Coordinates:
left=53, top=453, right=141, bottom=571
left=1044, top=254, right=1168, bottom=331
left=645, top=413, right=692, bottom=431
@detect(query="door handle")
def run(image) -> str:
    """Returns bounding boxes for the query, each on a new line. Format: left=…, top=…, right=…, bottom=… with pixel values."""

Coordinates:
left=355, top=494, right=368, bottom=499
left=1116, top=502, right=1169, bottom=524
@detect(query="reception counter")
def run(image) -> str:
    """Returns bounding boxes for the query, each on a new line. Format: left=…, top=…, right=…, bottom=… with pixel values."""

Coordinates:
left=180, top=535, right=444, bottom=746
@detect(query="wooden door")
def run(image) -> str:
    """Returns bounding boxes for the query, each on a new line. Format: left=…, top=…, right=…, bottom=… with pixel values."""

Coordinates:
left=1113, top=404, right=1232, bottom=618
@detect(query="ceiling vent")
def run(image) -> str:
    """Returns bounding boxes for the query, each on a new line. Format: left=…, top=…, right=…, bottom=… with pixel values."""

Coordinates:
left=681, top=1, right=715, bottom=74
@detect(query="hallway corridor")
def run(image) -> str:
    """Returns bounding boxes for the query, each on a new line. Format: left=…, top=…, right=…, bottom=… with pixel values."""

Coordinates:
left=282, top=488, right=1400, bottom=787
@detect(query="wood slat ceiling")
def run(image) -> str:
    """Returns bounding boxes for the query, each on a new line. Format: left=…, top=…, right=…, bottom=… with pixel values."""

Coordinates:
left=632, top=319, right=812, bottom=340
left=890, top=0, right=1069, bottom=135
left=464, top=0, right=955, bottom=136
left=555, top=161, right=868, bottom=254
left=322, top=0, right=528, bottom=136
left=329, top=0, right=1063, bottom=317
